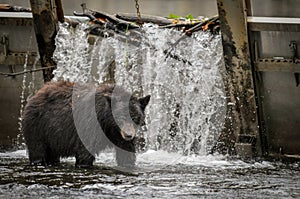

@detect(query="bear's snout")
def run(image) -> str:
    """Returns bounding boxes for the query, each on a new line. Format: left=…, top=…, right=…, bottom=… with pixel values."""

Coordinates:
left=120, top=123, right=136, bottom=141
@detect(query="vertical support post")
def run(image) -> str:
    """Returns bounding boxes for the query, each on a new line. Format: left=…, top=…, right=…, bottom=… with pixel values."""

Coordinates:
left=54, top=0, right=65, bottom=23
left=244, top=0, right=252, bottom=16
left=216, top=0, right=259, bottom=156
left=30, top=0, right=58, bottom=82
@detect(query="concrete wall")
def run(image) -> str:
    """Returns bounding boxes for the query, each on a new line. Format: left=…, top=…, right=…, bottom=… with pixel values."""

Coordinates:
left=0, top=16, right=44, bottom=150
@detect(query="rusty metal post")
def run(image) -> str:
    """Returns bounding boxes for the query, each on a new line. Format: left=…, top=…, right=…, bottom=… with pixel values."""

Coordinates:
left=216, top=0, right=260, bottom=156
left=30, top=0, right=58, bottom=82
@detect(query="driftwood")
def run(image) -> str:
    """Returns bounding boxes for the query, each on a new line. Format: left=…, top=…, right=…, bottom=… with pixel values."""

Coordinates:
left=87, top=25, right=143, bottom=47
left=74, top=3, right=139, bottom=30
left=185, top=15, right=219, bottom=34
left=116, top=13, right=172, bottom=26
left=74, top=4, right=144, bottom=45
left=91, top=11, right=140, bottom=30
left=75, top=6, right=220, bottom=43
left=71, top=4, right=220, bottom=66
left=165, top=15, right=220, bottom=53
left=75, top=4, right=219, bottom=35
left=164, top=15, right=220, bottom=61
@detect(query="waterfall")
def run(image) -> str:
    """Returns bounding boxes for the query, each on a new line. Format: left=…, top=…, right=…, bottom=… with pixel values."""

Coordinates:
left=53, top=22, right=226, bottom=155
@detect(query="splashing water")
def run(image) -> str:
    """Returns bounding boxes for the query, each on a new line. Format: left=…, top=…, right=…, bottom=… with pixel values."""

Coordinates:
left=53, top=23, right=226, bottom=155
left=53, top=23, right=91, bottom=83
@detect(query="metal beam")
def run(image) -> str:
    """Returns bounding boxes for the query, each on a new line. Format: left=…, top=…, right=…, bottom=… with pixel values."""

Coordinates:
left=216, top=0, right=260, bottom=155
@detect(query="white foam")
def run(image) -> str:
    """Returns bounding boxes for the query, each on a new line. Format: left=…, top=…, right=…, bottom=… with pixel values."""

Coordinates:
left=0, top=149, right=27, bottom=158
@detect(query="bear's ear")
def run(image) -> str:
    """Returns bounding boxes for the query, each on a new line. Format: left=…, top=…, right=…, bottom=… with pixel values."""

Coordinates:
left=139, top=95, right=151, bottom=110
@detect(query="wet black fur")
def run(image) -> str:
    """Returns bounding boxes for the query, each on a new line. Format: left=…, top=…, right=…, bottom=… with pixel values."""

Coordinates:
left=22, top=81, right=150, bottom=168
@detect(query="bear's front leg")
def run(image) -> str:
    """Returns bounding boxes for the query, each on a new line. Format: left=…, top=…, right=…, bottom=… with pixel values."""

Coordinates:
left=115, top=140, right=136, bottom=168
left=75, top=148, right=95, bottom=168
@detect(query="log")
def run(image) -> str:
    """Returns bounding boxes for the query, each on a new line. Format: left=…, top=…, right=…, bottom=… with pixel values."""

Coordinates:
left=92, top=11, right=140, bottom=29
left=116, top=13, right=172, bottom=26
left=87, top=25, right=142, bottom=47
left=74, top=4, right=139, bottom=30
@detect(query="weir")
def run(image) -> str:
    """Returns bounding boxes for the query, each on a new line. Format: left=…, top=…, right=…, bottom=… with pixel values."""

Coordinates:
left=52, top=23, right=226, bottom=155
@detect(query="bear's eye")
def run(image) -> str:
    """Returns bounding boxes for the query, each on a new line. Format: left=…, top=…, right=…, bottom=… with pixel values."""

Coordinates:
left=130, top=114, right=145, bottom=126
left=131, top=115, right=140, bottom=124
left=129, top=103, right=146, bottom=126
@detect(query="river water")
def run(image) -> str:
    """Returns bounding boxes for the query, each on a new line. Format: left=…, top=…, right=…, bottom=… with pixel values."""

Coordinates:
left=0, top=150, right=299, bottom=198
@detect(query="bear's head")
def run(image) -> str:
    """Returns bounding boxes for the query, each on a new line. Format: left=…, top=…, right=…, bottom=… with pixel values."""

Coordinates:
left=96, top=85, right=150, bottom=142
left=110, top=95, right=150, bottom=141
left=121, top=95, right=151, bottom=140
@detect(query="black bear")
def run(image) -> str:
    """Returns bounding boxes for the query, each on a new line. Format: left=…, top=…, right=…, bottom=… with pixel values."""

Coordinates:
left=22, top=81, right=150, bottom=168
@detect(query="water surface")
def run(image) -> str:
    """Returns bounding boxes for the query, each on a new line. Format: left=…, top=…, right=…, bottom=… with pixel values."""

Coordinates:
left=0, top=150, right=299, bottom=198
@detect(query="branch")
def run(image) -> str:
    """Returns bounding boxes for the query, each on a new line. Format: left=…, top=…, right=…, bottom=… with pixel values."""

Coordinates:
left=0, top=66, right=56, bottom=77
left=159, top=23, right=196, bottom=29
left=73, top=11, right=105, bottom=25
left=164, top=15, right=219, bottom=60
left=74, top=3, right=139, bottom=30
left=185, top=15, right=219, bottom=35
left=92, top=10, right=140, bottom=30
left=73, top=5, right=219, bottom=67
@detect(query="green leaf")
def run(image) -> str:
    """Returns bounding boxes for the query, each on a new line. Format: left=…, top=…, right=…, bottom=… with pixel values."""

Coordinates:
left=185, top=14, right=194, bottom=20
left=168, top=13, right=180, bottom=19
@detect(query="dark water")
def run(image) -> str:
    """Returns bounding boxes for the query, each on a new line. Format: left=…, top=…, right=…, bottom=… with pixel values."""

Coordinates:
left=0, top=150, right=299, bottom=198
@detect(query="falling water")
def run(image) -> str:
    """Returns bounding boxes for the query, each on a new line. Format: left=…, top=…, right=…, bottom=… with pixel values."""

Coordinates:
left=53, top=22, right=226, bottom=156
left=53, top=23, right=91, bottom=83
left=17, top=53, right=40, bottom=148
left=17, top=53, right=28, bottom=142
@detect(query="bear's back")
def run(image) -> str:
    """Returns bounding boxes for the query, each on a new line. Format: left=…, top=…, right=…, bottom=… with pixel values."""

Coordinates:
left=27, top=81, right=74, bottom=106
left=27, top=81, right=116, bottom=106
